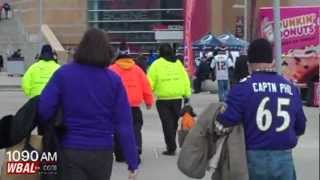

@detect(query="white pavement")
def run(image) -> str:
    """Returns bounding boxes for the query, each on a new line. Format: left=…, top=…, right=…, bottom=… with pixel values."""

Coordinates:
left=0, top=73, right=21, bottom=90
left=0, top=91, right=319, bottom=180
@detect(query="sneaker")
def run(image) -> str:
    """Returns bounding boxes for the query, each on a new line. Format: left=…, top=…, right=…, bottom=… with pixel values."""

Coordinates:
left=162, top=150, right=176, bottom=156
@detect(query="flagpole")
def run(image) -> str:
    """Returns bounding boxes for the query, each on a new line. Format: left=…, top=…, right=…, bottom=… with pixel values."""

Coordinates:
left=244, top=0, right=248, bottom=40
left=273, top=0, right=282, bottom=74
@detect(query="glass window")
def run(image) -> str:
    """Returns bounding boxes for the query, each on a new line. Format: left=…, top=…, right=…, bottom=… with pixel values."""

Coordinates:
left=109, top=32, right=155, bottom=42
left=88, top=0, right=184, bottom=53
left=88, top=0, right=182, bottom=10
left=89, top=21, right=183, bottom=32
left=88, top=10, right=183, bottom=21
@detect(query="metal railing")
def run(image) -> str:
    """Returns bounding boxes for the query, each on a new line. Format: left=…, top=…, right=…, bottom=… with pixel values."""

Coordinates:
left=88, top=8, right=184, bottom=12
left=88, top=19, right=184, bottom=23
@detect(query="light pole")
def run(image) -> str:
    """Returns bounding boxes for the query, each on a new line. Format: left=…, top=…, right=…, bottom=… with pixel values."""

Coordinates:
left=39, top=0, right=43, bottom=45
left=244, top=0, right=248, bottom=41
left=273, top=0, right=282, bottom=74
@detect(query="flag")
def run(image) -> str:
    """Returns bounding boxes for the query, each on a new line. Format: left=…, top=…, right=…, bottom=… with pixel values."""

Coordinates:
left=184, top=0, right=196, bottom=76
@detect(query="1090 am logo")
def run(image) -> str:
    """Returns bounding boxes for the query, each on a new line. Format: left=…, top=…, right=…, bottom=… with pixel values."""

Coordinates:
left=6, top=150, right=58, bottom=175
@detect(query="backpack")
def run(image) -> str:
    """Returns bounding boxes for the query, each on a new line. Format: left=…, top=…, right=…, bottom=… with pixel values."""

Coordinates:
left=0, top=96, right=39, bottom=149
left=178, top=112, right=196, bottom=147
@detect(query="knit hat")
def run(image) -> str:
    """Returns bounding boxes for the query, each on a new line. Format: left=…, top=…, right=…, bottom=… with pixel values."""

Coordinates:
left=248, top=38, right=273, bottom=63
left=119, top=42, right=129, bottom=55
left=40, top=44, right=54, bottom=60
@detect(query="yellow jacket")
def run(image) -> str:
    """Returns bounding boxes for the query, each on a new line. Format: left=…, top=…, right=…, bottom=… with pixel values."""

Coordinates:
left=22, top=60, right=60, bottom=97
left=147, top=57, right=191, bottom=100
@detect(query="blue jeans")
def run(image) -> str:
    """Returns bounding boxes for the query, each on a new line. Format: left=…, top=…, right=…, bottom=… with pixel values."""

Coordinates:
left=247, top=150, right=296, bottom=180
left=217, top=80, right=229, bottom=102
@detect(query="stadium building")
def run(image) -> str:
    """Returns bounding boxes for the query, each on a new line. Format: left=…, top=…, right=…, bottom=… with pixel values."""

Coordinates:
left=3, top=0, right=319, bottom=66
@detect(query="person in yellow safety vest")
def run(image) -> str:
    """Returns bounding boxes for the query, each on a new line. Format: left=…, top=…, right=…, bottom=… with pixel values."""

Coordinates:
left=147, top=43, right=191, bottom=156
left=22, top=44, right=60, bottom=98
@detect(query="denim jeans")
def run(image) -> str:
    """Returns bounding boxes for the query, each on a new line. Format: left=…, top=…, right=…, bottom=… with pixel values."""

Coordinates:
left=217, top=80, right=229, bottom=102
left=247, top=150, right=296, bottom=180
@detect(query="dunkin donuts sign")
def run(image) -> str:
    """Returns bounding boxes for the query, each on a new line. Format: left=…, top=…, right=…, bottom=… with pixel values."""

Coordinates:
left=280, top=13, right=317, bottom=40
left=259, top=6, right=320, bottom=54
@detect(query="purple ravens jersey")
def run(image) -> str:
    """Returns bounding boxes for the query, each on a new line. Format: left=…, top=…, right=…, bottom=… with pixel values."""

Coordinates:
left=218, top=72, right=307, bottom=150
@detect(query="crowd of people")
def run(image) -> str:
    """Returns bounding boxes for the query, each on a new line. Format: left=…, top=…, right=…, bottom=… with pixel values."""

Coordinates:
left=19, top=28, right=190, bottom=179
left=14, top=28, right=307, bottom=180
left=193, top=46, right=250, bottom=101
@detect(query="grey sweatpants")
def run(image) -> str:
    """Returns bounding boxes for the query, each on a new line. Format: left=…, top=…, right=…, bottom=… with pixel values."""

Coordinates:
left=61, top=149, right=113, bottom=180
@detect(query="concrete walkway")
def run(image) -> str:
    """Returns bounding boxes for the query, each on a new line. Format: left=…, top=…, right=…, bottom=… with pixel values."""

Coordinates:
left=0, top=91, right=318, bottom=180
left=0, top=73, right=21, bottom=91
left=0, top=73, right=219, bottom=93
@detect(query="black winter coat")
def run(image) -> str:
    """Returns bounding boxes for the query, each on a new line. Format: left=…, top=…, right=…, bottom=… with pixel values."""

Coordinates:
left=0, top=96, right=39, bottom=149
left=234, top=55, right=249, bottom=83
left=196, top=61, right=212, bottom=80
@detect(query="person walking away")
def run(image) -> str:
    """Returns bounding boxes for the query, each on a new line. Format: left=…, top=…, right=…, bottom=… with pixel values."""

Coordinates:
left=147, top=49, right=158, bottom=67
left=148, top=44, right=191, bottom=155
left=233, top=53, right=249, bottom=84
left=22, top=44, right=60, bottom=98
left=110, top=51, right=154, bottom=161
left=38, top=28, right=139, bottom=180
left=135, top=54, right=148, bottom=73
left=224, top=48, right=236, bottom=86
left=117, top=41, right=130, bottom=57
left=216, top=39, right=307, bottom=180
left=193, top=57, right=211, bottom=93
left=210, top=47, right=234, bottom=102
left=0, top=55, right=3, bottom=72
left=3, top=2, right=10, bottom=19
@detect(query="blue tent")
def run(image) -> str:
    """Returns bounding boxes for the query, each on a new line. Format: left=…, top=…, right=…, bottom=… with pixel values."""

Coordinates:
left=193, top=33, right=222, bottom=50
left=217, top=33, right=249, bottom=51
left=177, top=33, right=222, bottom=52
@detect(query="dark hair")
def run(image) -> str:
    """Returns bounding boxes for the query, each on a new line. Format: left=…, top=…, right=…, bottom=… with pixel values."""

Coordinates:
left=119, top=42, right=128, bottom=51
left=159, top=43, right=176, bottom=62
left=180, top=105, right=196, bottom=117
left=74, top=28, right=113, bottom=67
left=248, top=38, right=273, bottom=64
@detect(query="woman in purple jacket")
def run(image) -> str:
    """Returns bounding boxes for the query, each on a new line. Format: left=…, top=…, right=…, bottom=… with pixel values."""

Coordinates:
left=38, top=28, right=139, bottom=180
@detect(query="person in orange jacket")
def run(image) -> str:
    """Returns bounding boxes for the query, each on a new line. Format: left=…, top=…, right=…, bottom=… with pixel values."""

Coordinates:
left=110, top=50, right=154, bottom=162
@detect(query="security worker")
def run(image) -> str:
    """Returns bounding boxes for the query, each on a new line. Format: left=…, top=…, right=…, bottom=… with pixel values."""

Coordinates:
left=22, top=44, right=60, bottom=98
left=148, top=44, right=191, bottom=155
